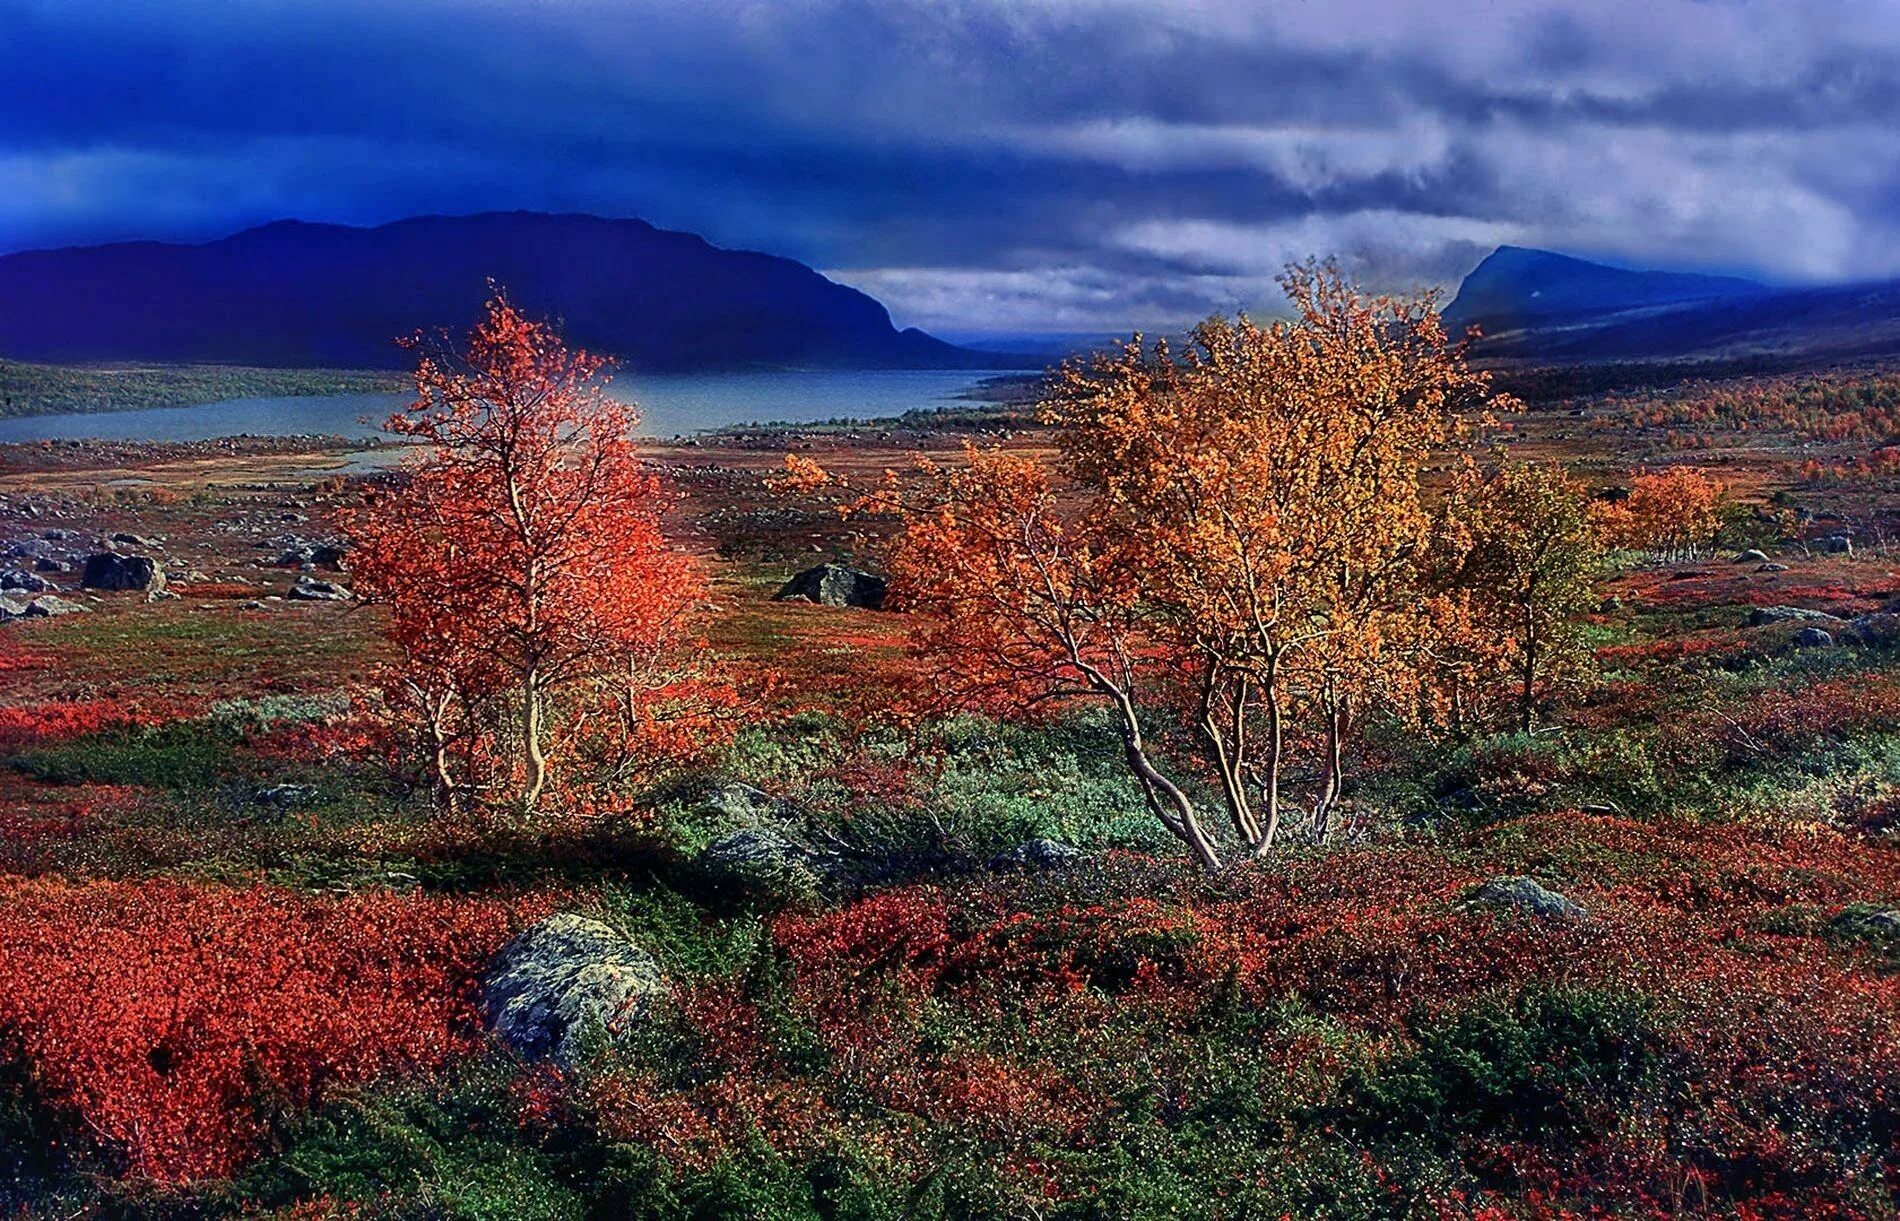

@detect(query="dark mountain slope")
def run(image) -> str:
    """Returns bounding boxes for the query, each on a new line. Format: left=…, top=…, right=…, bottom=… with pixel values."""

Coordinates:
left=0, top=212, right=1011, bottom=371
left=1445, top=245, right=1900, bottom=366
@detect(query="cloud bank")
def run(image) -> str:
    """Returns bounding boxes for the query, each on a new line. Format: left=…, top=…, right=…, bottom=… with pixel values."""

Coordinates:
left=5, top=0, right=1900, bottom=332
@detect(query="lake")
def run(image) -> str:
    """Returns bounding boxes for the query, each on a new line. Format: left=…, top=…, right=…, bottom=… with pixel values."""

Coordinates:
left=0, top=369, right=1025, bottom=444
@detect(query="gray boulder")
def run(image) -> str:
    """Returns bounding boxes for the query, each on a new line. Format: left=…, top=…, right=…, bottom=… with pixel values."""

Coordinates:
left=989, top=837, right=1090, bottom=872
left=0, top=594, right=87, bottom=622
left=275, top=541, right=350, bottom=569
left=287, top=575, right=353, bottom=601
left=698, top=826, right=833, bottom=898
left=1841, top=613, right=1900, bottom=647
left=255, top=783, right=318, bottom=808
left=1733, top=549, right=1769, bottom=564
left=704, top=781, right=796, bottom=823
left=1830, top=906, right=1900, bottom=942
left=1748, top=605, right=1840, bottom=626
left=1470, top=875, right=1586, bottom=921
left=774, top=563, right=888, bottom=609
left=1756, top=562, right=1790, bottom=573
left=81, top=552, right=165, bottom=592
left=480, top=914, right=664, bottom=1066
left=0, top=569, right=57, bottom=593
left=24, top=595, right=86, bottom=617
left=1792, top=626, right=1836, bottom=649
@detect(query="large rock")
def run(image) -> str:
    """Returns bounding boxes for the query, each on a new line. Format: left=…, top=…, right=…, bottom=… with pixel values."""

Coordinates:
left=287, top=575, right=353, bottom=601
left=698, top=826, right=834, bottom=899
left=0, top=569, right=57, bottom=593
left=1733, top=549, right=1769, bottom=564
left=989, top=837, right=1090, bottom=872
left=1841, top=613, right=1900, bottom=647
left=0, top=594, right=87, bottom=622
left=80, top=552, right=165, bottom=592
left=275, top=540, right=350, bottom=569
left=1830, top=906, right=1900, bottom=943
left=1470, top=875, right=1586, bottom=920
left=480, top=914, right=663, bottom=1066
left=703, top=780, right=796, bottom=824
left=774, top=563, right=887, bottom=609
left=23, top=595, right=86, bottom=617
left=1748, top=605, right=1840, bottom=626
left=1792, top=626, right=1836, bottom=649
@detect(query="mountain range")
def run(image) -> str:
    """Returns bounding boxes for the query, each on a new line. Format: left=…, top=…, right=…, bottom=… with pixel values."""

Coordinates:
left=0, top=212, right=1020, bottom=372
left=7, top=213, right=1900, bottom=374
left=1444, top=246, right=1900, bottom=366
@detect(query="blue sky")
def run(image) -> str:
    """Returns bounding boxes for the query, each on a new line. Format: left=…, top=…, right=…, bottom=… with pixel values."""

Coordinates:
left=5, top=0, right=1900, bottom=334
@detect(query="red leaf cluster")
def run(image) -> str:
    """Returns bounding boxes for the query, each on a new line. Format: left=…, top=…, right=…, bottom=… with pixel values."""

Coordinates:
left=0, top=879, right=526, bottom=1181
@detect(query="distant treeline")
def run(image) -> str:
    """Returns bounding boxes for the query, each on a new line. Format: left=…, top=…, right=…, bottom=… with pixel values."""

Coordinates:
left=0, top=361, right=403, bottom=418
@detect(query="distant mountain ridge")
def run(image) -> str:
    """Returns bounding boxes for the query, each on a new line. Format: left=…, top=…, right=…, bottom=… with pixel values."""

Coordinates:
left=0, top=212, right=1018, bottom=372
left=1445, top=246, right=1900, bottom=366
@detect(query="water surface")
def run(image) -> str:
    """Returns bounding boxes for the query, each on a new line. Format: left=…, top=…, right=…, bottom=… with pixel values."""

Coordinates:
left=0, top=369, right=1020, bottom=444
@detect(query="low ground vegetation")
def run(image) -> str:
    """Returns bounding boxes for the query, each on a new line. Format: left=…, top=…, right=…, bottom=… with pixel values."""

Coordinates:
left=0, top=289, right=1894, bottom=1217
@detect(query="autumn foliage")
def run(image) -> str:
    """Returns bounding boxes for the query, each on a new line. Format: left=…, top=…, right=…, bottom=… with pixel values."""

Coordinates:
left=0, top=879, right=523, bottom=1182
left=865, top=264, right=1513, bottom=867
left=1593, top=466, right=1730, bottom=561
left=1430, top=457, right=1603, bottom=734
left=346, top=292, right=729, bottom=815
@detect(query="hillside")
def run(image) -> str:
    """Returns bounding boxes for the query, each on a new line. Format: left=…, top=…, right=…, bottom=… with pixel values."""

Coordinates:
left=1446, top=246, right=1900, bottom=366
left=0, top=213, right=1010, bottom=372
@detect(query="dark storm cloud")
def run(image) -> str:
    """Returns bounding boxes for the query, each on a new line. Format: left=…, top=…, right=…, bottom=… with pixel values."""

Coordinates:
left=4, top=0, right=1900, bottom=331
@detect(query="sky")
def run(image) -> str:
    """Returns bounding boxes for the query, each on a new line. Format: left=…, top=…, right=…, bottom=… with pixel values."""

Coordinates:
left=5, top=0, right=1900, bottom=335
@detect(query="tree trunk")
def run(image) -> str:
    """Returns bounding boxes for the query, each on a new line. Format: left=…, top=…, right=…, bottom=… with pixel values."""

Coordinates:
left=521, top=669, right=550, bottom=813
left=1255, top=674, right=1285, bottom=855
left=1200, top=674, right=1261, bottom=848
left=1114, top=692, right=1222, bottom=871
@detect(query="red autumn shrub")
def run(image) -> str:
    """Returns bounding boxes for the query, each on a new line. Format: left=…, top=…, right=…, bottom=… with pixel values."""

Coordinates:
left=0, top=879, right=530, bottom=1181
left=0, top=700, right=174, bottom=750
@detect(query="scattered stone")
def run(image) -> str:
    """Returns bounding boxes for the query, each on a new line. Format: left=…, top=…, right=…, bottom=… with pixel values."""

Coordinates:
left=109, top=532, right=162, bottom=548
left=287, top=575, right=353, bottom=601
left=1748, top=605, right=1841, bottom=626
left=1841, top=613, right=1900, bottom=647
left=81, top=552, right=165, bottom=592
left=1792, top=626, right=1836, bottom=649
left=1756, top=562, right=1789, bottom=573
left=275, top=541, right=350, bottom=569
left=774, top=562, right=888, bottom=610
left=0, top=569, right=57, bottom=592
left=1469, top=875, right=1586, bottom=921
left=989, top=838, right=1090, bottom=872
left=1733, top=549, right=1769, bottom=564
left=25, top=596, right=87, bottom=617
left=480, top=914, right=664, bottom=1066
left=255, top=783, right=318, bottom=807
